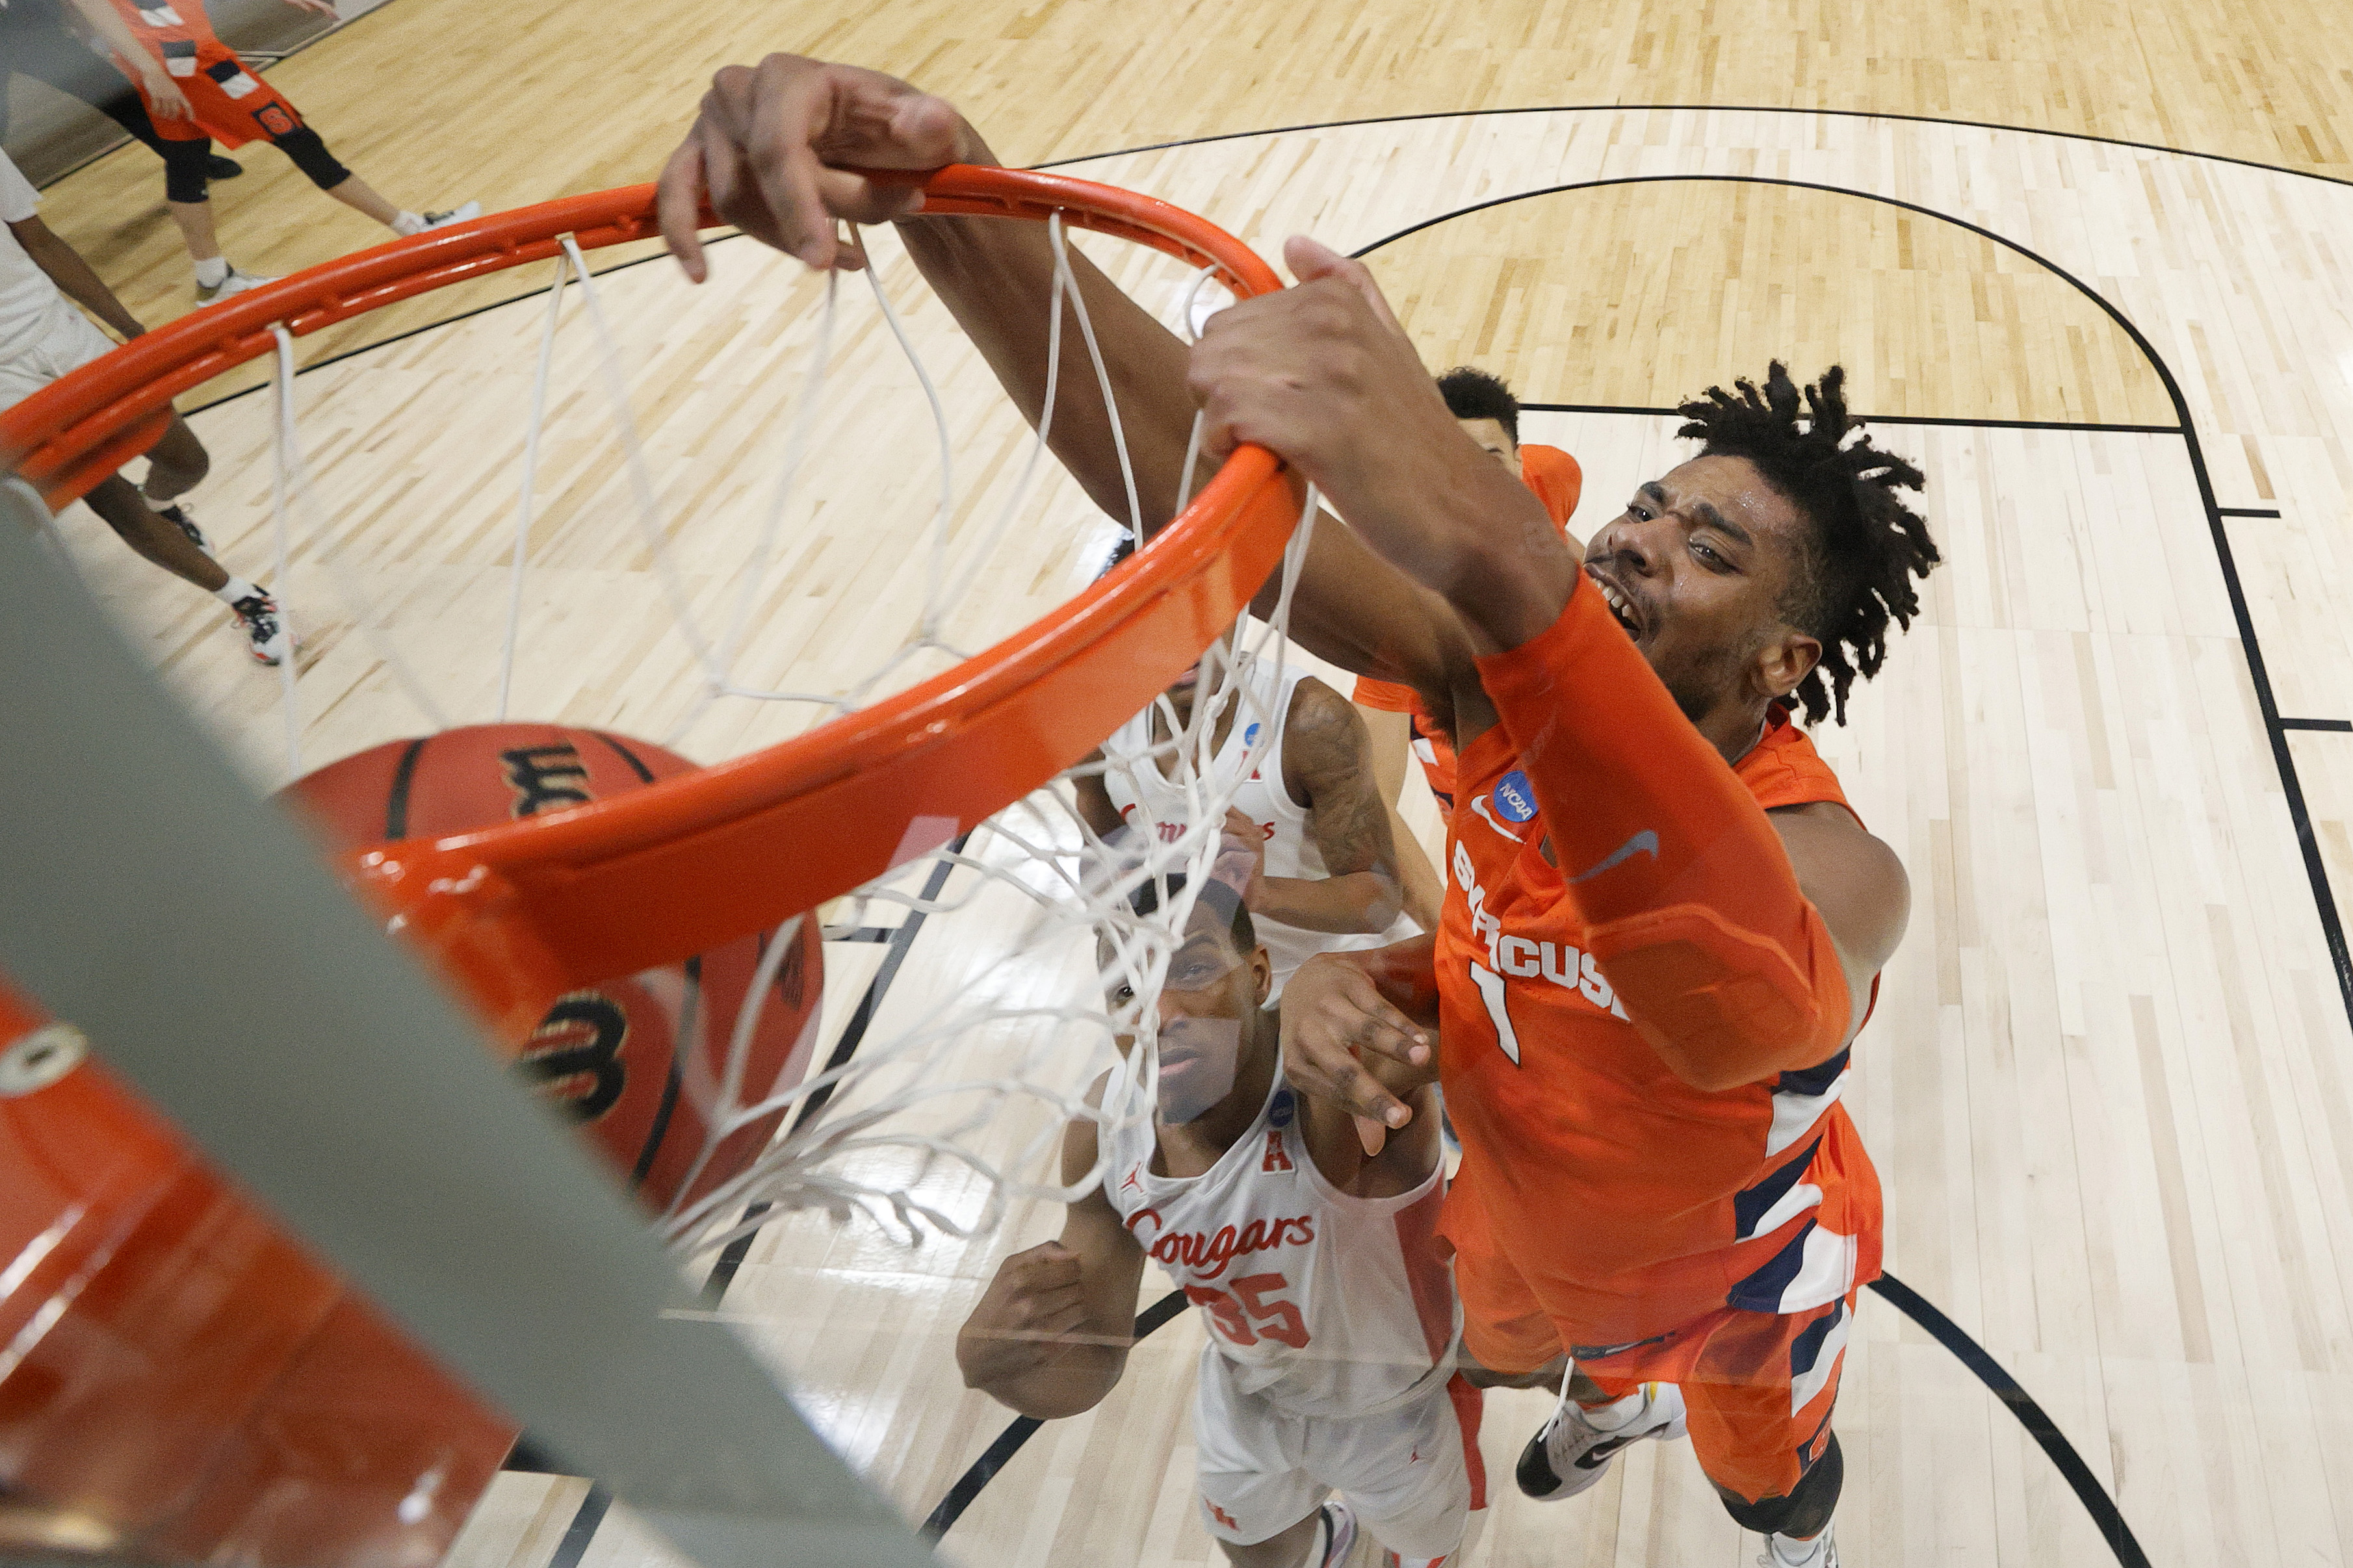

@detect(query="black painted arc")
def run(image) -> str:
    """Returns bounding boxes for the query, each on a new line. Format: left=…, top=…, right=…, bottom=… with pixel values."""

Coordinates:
left=1866, top=1276, right=2152, bottom=1568
left=1351, top=170, right=2353, bottom=1023
left=1031, top=102, right=2353, bottom=193
left=920, top=1289, right=1190, bottom=1543
left=382, top=736, right=428, bottom=841
left=923, top=1275, right=2143, bottom=1561
left=181, top=101, right=2352, bottom=424
left=697, top=835, right=970, bottom=1309
left=1516, top=400, right=2181, bottom=437
left=546, top=1484, right=613, bottom=1568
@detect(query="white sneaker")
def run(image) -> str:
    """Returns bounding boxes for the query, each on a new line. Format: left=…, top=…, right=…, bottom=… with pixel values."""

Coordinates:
left=194, top=267, right=275, bottom=305
left=1514, top=1377, right=1687, bottom=1501
left=228, top=589, right=292, bottom=666
left=1313, top=1498, right=1357, bottom=1567
left=396, top=200, right=482, bottom=236
left=1759, top=1523, right=1838, bottom=1567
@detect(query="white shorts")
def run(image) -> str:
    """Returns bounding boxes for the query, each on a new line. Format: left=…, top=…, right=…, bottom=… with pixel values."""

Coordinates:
left=0, top=298, right=117, bottom=411
left=1193, top=1346, right=1487, bottom=1558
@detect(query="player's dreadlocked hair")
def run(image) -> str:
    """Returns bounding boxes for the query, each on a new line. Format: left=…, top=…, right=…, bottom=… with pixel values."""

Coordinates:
left=1676, top=363, right=1940, bottom=726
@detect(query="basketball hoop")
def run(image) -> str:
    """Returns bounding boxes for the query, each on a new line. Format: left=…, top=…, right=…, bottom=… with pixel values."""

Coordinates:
left=3, top=167, right=1316, bottom=1248
left=1, top=167, right=1296, bottom=1027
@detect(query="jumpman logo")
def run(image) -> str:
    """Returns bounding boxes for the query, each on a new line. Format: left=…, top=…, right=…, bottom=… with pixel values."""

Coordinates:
left=1120, top=1164, right=1143, bottom=1192
left=1570, top=829, right=1659, bottom=883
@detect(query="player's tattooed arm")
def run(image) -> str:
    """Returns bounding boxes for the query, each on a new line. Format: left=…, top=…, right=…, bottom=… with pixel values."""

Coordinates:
left=954, top=1112, right=1147, bottom=1419
left=1229, top=680, right=1403, bottom=935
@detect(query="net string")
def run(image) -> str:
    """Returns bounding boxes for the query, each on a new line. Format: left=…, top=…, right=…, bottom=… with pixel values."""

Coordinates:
left=495, top=245, right=575, bottom=724
left=265, top=323, right=458, bottom=780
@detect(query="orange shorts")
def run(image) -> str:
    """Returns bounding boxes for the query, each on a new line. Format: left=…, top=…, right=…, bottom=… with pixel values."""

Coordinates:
left=138, top=42, right=307, bottom=149
left=1456, top=1237, right=1855, bottom=1505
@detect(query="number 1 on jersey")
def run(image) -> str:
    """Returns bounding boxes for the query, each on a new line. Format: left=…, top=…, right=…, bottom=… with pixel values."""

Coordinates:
left=1469, top=960, right=1523, bottom=1064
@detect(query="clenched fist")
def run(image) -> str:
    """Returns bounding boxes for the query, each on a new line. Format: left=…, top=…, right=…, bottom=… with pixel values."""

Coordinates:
left=955, top=1240, right=1094, bottom=1391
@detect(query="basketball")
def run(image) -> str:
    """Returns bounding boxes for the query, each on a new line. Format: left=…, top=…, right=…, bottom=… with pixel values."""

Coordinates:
left=280, top=724, right=824, bottom=1215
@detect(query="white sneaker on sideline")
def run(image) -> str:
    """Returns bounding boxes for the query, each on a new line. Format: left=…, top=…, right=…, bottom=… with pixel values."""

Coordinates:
left=195, top=267, right=275, bottom=305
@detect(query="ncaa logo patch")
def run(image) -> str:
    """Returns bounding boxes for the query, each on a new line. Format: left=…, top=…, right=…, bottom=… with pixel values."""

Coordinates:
left=1243, top=722, right=1262, bottom=748
left=1268, top=1088, right=1295, bottom=1128
left=1492, top=770, right=1539, bottom=823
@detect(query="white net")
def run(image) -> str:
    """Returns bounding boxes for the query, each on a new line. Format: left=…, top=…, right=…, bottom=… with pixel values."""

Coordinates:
left=165, top=204, right=1316, bottom=1254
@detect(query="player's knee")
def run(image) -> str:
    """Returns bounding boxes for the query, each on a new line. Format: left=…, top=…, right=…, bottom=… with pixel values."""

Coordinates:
left=148, top=420, right=209, bottom=487
left=162, top=141, right=213, bottom=204
left=274, top=127, right=350, bottom=192
left=1712, top=1432, right=1841, bottom=1539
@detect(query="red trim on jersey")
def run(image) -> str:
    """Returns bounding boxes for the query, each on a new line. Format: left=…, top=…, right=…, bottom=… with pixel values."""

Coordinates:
left=1446, top=1372, right=1488, bottom=1513
left=1391, top=1181, right=1455, bottom=1365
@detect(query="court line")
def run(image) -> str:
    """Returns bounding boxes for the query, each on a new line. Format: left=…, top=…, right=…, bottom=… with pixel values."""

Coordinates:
left=922, top=1274, right=2153, bottom=1565
left=1032, top=102, right=2353, bottom=193
left=1351, top=171, right=2353, bottom=1038
left=2281, top=718, right=2353, bottom=733
left=506, top=836, right=965, bottom=1560
left=698, top=835, right=969, bottom=1307
left=920, top=1288, right=1191, bottom=1543
left=2220, top=507, right=2284, bottom=518
left=1520, top=401, right=2182, bottom=437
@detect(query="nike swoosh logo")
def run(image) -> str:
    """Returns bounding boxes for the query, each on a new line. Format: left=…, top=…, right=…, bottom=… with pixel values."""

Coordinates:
left=1570, top=830, right=1659, bottom=883
left=1470, top=794, right=1526, bottom=843
left=1573, top=1435, right=1635, bottom=1469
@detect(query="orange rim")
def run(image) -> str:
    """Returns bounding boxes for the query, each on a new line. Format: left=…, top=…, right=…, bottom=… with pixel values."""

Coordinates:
left=0, top=168, right=1301, bottom=1034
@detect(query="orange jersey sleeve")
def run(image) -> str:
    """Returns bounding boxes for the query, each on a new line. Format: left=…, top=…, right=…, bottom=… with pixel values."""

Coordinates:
left=1518, top=444, right=1582, bottom=530
left=1350, top=675, right=1417, bottom=713
left=1470, top=580, right=1850, bottom=1086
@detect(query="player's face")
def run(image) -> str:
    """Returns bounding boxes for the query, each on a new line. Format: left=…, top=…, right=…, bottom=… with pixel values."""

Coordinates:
left=1163, top=630, right=1237, bottom=717
left=1580, top=455, right=1822, bottom=725
left=1457, top=417, right=1520, bottom=473
left=1106, top=910, right=1271, bottom=1124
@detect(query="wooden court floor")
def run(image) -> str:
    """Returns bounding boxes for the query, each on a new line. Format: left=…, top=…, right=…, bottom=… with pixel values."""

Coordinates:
left=21, top=3, right=2353, bottom=1566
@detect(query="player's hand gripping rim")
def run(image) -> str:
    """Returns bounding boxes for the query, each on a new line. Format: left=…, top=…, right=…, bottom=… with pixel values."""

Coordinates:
left=1278, top=954, right=1432, bottom=1156
left=657, top=53, right=970, bottom=281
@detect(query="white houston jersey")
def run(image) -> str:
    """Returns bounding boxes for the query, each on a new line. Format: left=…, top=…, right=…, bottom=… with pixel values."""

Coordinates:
left=1102, top=1065, right=1456, bottom=1419
left=1101, top=658, right=1419, bottom=998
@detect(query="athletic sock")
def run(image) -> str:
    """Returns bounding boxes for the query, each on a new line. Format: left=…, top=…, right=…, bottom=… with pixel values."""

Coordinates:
left=1578, top=1385, right=1650, bottom=1432
left=194, top=255, right=229, bottom=289
left=213, top=576, right=261, bottom=606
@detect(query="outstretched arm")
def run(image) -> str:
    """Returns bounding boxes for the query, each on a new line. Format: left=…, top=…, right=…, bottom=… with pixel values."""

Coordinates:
left=61, top=0, right=192, bottom=122
left=954, top=1114, right=1147, bottom=1419
left=8, top=216, right=144, bottom=341
left=656, top=55, right=1490, bottom=729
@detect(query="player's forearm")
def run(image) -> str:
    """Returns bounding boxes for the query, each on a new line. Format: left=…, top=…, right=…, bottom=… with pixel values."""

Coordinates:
left=16, top=225, right=143, bottom=341
left=1388, top=805, right=1444, bottom=931
left=1475, top=581, right=1848, bottom=1090
left=1253, top=870, right=1399, bottom=934
left=967, top=1344, right=1127, bottom=1419
left=64, top=0, right=155, bottom=69
left=894, top=136, right=1195, bottom=539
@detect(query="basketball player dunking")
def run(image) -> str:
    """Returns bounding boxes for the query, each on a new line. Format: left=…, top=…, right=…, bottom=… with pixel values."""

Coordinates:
left=956, top=837, right=1482, bottom=1568
left=660, top=58, right=1938, bottom=1567
left=1078, top=630, right=1419, bottom=1003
